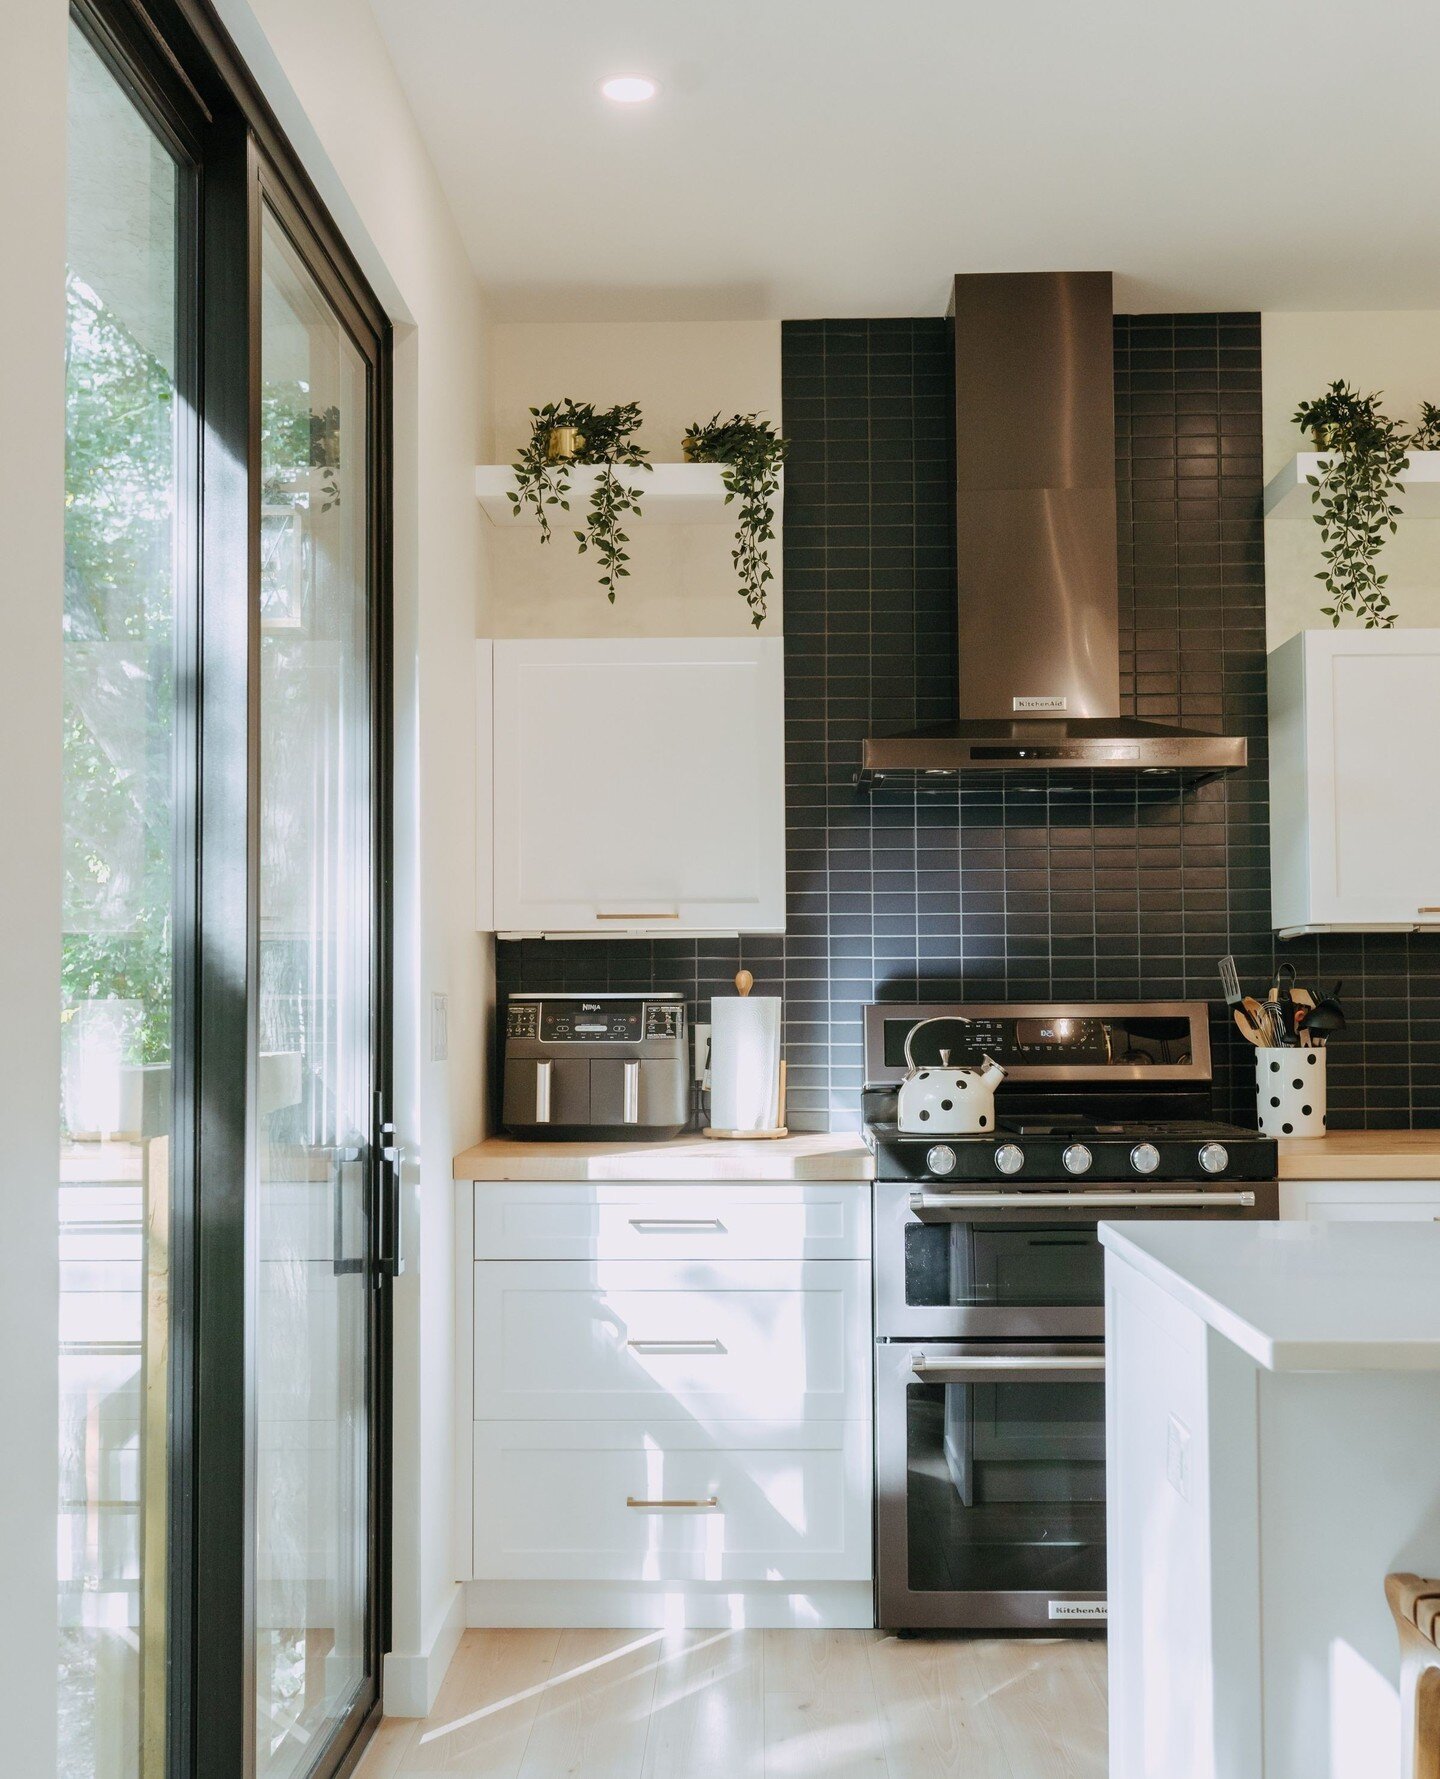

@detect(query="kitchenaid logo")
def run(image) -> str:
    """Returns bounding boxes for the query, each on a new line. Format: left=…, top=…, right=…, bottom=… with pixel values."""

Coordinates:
left=1049, top=1600, right=1107, bottom=1621
left=1014, top=695, right=1068, bottom=713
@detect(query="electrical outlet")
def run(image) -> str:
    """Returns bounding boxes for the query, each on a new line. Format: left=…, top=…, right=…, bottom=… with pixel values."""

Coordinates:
left=693, top=1021, right=711, bottom=1085
left=430, top=992, right=449, bottom=1063
left=1166, top=1412, right=1191, bottom=1500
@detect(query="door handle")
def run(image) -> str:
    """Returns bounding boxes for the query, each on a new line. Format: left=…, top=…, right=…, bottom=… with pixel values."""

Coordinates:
left=908, top=1189, right=1256, bottom=1217
left=911, top=1353, right=1106, bottom=1383
left=331, top=1145, right=366, bottom=1277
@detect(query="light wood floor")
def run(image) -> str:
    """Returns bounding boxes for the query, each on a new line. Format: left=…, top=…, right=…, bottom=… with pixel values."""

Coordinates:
left=354, top=1627, right=1107, bottom=1778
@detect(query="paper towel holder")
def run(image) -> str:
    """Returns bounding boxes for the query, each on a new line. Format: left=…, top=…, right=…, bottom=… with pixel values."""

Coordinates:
left=703, top=970, right=789, bottom=1140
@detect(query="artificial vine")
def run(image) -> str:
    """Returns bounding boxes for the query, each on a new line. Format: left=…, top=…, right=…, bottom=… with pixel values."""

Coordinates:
left=508, top=398, right=649, bottom=598
left=1293, top=381, right=1409, bottom=629
left=682, top=412, right=787, bottom=626
left=1411, top=401, right=1440, bottom=450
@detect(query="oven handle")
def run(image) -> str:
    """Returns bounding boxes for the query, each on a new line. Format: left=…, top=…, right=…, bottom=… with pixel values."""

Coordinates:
left=908, top=1189, right=1256, bottom=1217
left=911, top=1353, right=1106, bottom=1383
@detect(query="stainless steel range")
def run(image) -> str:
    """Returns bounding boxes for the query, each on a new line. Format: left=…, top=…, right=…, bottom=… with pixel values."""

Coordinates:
left=864, top=1000, right=1278, bottom=1633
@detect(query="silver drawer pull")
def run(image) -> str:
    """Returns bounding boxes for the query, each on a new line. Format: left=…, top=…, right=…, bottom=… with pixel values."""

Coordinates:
left=627, top=1218, right=725, bottom=1231
left=626, top=1337, right=725, bottom=1353
left=626, top=1496, right=718, bottom=1509
left=909, top=1189, right=1256, bottom=1217
left=912, top=1353, right=1105, bottom=1383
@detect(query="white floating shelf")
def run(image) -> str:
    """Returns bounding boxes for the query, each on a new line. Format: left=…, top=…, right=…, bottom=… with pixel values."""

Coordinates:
left=1264, top=449, right=1440, bottom=518
left=475, top=461, right=780, bottom=527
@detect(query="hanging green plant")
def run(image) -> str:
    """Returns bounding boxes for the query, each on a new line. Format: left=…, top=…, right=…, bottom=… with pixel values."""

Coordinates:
left=681, top=412, right=787, bottom=627
left=1411, top=401, right=1440, bottom=450
left=508, top=398, right=651, bottom=597
left=1292, top=381, right=1409, bottom=629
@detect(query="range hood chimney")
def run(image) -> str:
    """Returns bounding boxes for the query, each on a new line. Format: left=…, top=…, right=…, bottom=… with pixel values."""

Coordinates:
left=859, top=271, right=1246, bottom=787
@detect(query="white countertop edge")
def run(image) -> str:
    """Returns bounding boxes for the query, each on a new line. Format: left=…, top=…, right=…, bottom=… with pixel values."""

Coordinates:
left=1100, top=1220, right=1440, bottom=1372
left=1101, top=1222, right=1281, bottom=1369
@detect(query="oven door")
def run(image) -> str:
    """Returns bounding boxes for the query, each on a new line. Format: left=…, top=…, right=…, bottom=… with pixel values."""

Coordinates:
left=874, top=1178, right=1270, bottom=1338
left=875, top=1339, right=1108, bottom=1631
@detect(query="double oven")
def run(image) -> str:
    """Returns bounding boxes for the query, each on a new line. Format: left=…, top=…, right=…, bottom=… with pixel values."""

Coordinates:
left=864, top=1001, right=1279, bottom=1632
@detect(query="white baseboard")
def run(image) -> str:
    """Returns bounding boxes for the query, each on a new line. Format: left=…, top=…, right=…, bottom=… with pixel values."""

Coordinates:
left=382, top=1583, right=466, bottom=1717
left=464, top=1580, right=875, bottom=1630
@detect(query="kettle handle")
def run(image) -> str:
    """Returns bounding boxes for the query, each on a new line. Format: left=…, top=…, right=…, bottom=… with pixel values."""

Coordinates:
left=903, top=1014, right=971, bottom=1072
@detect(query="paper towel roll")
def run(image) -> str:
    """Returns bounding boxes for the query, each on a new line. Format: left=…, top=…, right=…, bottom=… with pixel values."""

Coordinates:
left=710, top=995, right=782, bottom=1131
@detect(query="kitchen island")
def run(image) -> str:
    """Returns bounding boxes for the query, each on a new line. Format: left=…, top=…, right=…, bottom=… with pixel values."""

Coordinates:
left=1102, top=1219, right=1440, bottom=1779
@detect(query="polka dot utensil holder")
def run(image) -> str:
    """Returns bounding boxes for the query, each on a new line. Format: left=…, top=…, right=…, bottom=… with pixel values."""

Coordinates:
left=1257, top=1046, right=1326, bottom=1138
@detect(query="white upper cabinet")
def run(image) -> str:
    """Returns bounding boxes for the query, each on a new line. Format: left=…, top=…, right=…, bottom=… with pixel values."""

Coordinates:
left=490, top=637, right=785, bottom=937
left=1269, top=629, right=1440, bottom=936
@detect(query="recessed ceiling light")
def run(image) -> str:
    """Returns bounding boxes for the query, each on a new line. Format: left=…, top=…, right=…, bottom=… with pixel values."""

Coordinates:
left=601, top=75, right=658, bottom=104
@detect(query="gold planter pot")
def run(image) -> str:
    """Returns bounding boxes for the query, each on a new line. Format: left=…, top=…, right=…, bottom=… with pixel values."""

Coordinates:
left=546, top=424, right=586, bottom=463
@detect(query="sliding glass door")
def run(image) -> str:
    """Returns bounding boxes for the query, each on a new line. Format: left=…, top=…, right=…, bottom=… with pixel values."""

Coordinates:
left=254, top=201, right=381, bottom=1779
left=62, top=6, right=392, bottom=1778
left=61, top=21, right=187, bottom=1776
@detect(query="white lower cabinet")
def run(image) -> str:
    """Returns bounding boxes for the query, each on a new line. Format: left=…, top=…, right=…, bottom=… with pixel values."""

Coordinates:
left=1280, top=1176, right=1440, bottom=1221
left=472, top=1418, right=871, bottom=1583
left=473, top=1180, right=870, bottom=1264
left=460, top=1179, right=875, bottom=1614
left=473, top=1259, right=870, bottom=1422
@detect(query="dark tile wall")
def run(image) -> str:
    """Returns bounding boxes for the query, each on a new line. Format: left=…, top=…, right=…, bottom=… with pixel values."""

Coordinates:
left=495, top=315, right=1440, bottom=1132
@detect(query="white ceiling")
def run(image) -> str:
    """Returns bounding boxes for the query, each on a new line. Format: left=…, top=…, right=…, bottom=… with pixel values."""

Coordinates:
left=367, top=0, right=1440, bottom=321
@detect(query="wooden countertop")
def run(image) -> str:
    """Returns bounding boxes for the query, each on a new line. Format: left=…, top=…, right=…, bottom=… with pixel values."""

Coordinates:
left=1278, top=1130, right=1440, bottom=1180
left=453, top=1132, right=875, bottom=1183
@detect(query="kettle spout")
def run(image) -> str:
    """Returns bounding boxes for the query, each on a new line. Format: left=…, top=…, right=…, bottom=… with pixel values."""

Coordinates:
left=980, top=1056, right=1007, bottom=1091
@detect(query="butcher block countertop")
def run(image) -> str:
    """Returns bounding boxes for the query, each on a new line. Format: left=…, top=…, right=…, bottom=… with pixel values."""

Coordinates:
left=453, top=1132, right=875, bottom=1183
left=1278, top=1129, right=1440, bottom=1180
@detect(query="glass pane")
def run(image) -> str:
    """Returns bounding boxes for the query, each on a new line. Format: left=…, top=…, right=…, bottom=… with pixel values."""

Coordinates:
left=256, top=205, right=373, bottom=1779
left=906, top=1379, right=1106, bottom=1593
left=903, top=1222, right=1104, bottom=1307
left=61, top=23, right=181, bottom=1778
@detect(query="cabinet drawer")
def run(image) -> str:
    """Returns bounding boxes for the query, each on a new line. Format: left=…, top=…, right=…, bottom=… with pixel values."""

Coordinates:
left=473, top=1182, right=871, bottom=1262
left=1280, top=1178, right=1440, bottom=1222
left=471, top=1418, right=872, bottom=1582
left=472, top=1260, right=872, bottom=1421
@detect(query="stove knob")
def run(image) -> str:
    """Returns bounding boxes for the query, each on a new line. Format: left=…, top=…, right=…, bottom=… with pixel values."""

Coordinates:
left=1062, top=1143, right=1093, bottom=1175
left=1198, top=1142, right=1229, bottom=1175
left=994, top=1143, right=1025, bottom=1176
left=1130, top=1142, right=1161, bottom=1175
left=926, top=1145, right=958, bottom=1177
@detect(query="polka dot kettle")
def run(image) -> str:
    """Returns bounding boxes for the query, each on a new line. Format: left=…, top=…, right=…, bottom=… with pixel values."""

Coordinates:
left=896, top=1016, right=1007, bottom=1135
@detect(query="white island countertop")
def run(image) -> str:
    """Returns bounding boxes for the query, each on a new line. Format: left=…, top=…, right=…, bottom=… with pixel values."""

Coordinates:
left=1100, top=1219, right=1440, bottom=1372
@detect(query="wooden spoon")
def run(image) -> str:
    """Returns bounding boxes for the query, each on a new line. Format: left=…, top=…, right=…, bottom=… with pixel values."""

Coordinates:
left=734, top=969, right=754, bottom=997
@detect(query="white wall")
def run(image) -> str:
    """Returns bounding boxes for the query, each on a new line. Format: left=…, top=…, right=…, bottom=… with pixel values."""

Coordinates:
left=0, top=3, right=65, bottom=1767
left=213, top=0, right=490, bottom=1714
left=1263, top=311, right=1440, bottom=646
left=488, top=320, right=783, bottom=636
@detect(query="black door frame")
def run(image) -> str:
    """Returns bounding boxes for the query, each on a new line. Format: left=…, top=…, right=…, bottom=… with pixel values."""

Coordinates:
left=67, top=5, right=394, bottom=1777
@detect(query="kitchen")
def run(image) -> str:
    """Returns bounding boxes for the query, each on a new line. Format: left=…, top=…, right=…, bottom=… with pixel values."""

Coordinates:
left=12, top=5, right=1440, bottom=1779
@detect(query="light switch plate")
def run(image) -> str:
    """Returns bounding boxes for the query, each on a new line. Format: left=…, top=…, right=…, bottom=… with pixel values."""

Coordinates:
left=431, top=992, right=449, bottom=1063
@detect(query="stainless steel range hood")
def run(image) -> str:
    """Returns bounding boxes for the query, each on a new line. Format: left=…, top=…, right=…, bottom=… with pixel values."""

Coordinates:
left=859, top=271, right=1246, bottom=788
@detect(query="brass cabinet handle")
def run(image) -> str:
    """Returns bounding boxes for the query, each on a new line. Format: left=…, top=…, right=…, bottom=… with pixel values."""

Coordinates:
left=626, top=1496, right=719, bottom=1509
left=596, top=911, right=679, bottom=921
left=626, top=1337, right=725, bottom=1352
left=1420, top=907, right=1440, bottom=914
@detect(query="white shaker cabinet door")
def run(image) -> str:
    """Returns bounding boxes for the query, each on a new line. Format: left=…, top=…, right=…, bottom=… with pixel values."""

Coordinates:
left=1270, top=629, right=1440, bottom=934
left=490, top=638, right=785, bottom=936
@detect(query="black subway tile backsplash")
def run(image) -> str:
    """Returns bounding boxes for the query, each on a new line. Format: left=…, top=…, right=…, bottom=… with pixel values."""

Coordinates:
left=495, top=314, right=1440, bottom=1132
